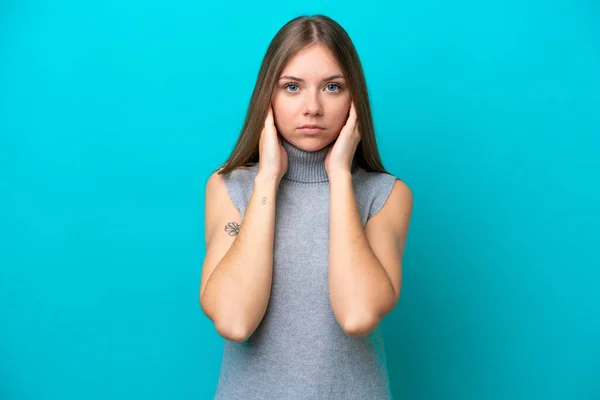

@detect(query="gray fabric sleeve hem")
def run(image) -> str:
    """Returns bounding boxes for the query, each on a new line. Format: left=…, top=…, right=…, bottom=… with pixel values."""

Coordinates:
left=222, top=172, right=246, bottom=219
left=368, top=175, right=399, bottom=221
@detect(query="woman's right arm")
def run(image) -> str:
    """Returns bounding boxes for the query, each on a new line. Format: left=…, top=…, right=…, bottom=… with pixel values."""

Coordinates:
left=199, top=171, right=280, bottom=343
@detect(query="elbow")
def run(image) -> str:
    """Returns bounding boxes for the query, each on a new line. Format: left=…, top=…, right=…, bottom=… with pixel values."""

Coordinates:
left=215, top=321, right=251, bottom=343
left=341, top=293, right=398, bottom=337
left=340, top=313, right=380, bottom=338
left=200, top=294, right=252, bottom=342
left=336, top=298, right=393, bottom=338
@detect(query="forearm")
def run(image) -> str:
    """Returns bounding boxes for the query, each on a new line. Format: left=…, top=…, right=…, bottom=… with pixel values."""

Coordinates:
left=328, top=171, right=396, bottom=336
left=202, top=174, right=279, bottom=340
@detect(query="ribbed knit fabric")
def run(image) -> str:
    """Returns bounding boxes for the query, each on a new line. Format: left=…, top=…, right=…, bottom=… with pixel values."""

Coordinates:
left=214, top=137, right=398, bottom=400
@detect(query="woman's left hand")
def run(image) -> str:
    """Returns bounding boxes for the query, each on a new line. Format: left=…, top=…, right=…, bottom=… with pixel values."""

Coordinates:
left=324, top=101, right=362, bottom=177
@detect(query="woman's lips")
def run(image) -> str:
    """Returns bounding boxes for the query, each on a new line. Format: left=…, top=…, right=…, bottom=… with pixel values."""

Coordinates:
left=297, top=127, right=325, bottom=134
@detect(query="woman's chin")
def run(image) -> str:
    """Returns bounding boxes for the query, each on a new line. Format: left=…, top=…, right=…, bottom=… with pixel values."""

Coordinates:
left=286, top=134, right=337, bottom=152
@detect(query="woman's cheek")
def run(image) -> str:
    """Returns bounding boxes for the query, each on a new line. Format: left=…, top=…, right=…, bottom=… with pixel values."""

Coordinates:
left=332, top=110, right=349, bottom=132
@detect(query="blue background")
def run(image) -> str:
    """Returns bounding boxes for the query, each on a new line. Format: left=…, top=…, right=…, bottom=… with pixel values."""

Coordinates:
left=1, top=0, right=599, bottom=399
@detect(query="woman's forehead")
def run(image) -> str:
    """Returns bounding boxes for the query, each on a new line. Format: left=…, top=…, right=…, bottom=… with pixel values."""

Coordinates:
left=280, top=45, right=343, bottom=79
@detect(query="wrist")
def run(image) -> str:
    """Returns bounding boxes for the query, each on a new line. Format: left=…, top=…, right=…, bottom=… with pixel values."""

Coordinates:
left=254, top=172, right=281, bottom=189
left=326, top=169, right=353, bottom=182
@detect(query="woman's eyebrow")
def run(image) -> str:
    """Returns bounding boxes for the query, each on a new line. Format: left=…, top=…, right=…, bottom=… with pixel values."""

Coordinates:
left=278, top=74, right=345, bottom=82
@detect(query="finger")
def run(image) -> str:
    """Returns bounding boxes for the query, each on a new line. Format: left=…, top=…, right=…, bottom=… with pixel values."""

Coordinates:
left=265, top=104, right=274, bottom=127
left=349, top=101, right=357, bottom=121
left=343, top=102, right=357, bottom=132
left=350, top=102, right=361, bottom=137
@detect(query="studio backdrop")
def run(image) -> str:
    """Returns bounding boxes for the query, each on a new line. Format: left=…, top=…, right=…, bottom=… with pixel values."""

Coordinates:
left=1, top=0, right=599, bottom=399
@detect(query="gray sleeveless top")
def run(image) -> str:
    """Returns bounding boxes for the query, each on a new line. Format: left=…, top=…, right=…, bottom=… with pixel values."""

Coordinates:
left=214, top=138, right=398, bottom=399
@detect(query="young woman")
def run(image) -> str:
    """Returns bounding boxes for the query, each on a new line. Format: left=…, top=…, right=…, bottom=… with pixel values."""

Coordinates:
left=200, top=14, right=413, bottom=400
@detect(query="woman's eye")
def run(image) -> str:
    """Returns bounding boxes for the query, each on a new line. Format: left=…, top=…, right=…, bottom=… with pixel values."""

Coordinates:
left=285, top=84, right=299, bottom=92
left=326, top=83, right=341, bottom=92
left=284, top=83, right=341, bottom=93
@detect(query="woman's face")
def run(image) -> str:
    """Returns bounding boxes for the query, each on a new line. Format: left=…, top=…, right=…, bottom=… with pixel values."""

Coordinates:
left=271, top=44, right=352, bottom=151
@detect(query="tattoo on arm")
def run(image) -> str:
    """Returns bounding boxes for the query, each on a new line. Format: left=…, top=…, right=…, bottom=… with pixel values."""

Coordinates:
left=223, top=196, right=266, bottom=236
left=225, top=221, right=241, bottom=236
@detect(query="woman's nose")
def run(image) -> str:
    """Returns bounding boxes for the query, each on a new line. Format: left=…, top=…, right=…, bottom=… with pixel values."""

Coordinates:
left=303, top=92, right=323, bottom=116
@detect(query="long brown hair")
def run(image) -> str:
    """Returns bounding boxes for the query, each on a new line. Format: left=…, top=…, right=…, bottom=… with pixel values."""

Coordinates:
left=217, top=14, right=389, bottom=176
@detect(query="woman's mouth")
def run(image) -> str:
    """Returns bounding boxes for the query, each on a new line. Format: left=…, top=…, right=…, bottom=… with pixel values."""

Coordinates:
left=297, top=125, right=325, bottom=134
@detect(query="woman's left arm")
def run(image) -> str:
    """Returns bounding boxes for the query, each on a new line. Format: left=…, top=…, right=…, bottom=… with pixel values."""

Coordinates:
left=328, top=172, right=413, bottom=338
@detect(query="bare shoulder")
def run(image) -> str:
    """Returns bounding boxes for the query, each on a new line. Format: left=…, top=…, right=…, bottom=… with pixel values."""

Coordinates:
left=367, top=178, right=413, bottom=231
left=204, top=171, right=226, bottom=216
left=205, top=169, right=226, bottom=194
left=385, top=179, right=413, bottom=216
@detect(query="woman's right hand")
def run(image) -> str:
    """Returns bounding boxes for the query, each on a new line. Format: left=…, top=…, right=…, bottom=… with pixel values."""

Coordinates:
left=257, top=104, right=288, bottom=183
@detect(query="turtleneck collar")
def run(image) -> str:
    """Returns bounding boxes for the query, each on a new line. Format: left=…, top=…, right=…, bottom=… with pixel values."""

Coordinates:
left=279, top=137, right=359, bottom=183
left=280, top=137, right=330, bottom=183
